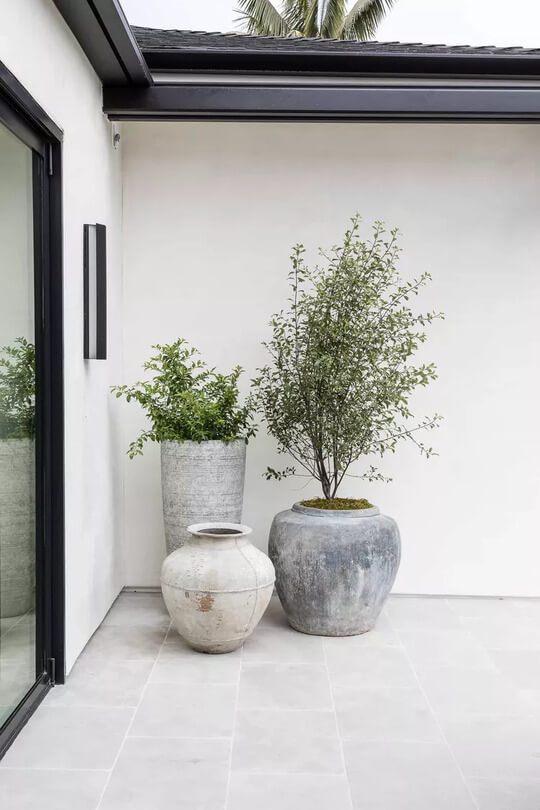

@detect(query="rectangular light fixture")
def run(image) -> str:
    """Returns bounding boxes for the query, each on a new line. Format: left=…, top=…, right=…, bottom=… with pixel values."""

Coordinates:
left=83, top=223, right=107, bottom=360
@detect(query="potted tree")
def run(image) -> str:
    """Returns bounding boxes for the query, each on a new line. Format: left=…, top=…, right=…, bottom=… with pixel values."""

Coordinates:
left=0, top=338, right=36, bottom=618
left=113, top=339, right=256, bottom=552
left=253, top=215, right=443, bottom=636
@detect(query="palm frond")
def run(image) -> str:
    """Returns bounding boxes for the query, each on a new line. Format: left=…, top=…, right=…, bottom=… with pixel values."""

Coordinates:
left=303, top=0, right=320, bottom=37
left=283, top=0, right=310, bottom=31
left=321, top=0, right=347, bottom=39
left=235, top=0, right=290, bottom=36
left=342, top=0, right=395, bottom=40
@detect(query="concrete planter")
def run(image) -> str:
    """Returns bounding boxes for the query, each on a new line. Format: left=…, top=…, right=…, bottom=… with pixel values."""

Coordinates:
left=269, top=502, right=401, bottom=636
left=161, top=439, right=246, bottom=553
left=0, top=439, right=35, bottom=618
left=161, top=522, right=275, bottom=653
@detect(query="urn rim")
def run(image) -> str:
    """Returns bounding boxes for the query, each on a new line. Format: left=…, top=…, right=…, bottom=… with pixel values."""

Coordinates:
left=292, top=502, right=380, bottom=518
left=188, top=521, right=252, bottom=538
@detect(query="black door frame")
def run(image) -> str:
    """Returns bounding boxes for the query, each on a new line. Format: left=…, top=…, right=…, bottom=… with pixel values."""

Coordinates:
left=0, top=60, right=64, bottom=758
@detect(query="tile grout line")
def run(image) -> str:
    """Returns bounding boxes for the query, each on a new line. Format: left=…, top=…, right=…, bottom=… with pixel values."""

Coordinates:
left=386, top=608, right=481, bottom=810
left=93, top=619, right=172, bottom=810
left=321, top=637, right=355, bottom=810
left=223, top=641, right=243, bottom=810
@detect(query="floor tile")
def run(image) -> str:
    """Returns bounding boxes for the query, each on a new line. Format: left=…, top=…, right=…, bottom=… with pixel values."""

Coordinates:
left=0, top=768, right=108, bottom=810
left=99, top=737, right=230, bottom=810
left=239, top=664, right=332, bottom=710
left=489, top=649, right=540, bottom=690
left=446, top=597, right=521, bottom=620
left=419, top=665, right=530, bottom=718
left=231, top=709, right=342, bottom=774
left=150, top=631, right=241, bottom=684
left=443, top=715, right=540, bottom=780
left=243, top=627, right=325, bottom=664
left=469, top=777, right=540, bottom=809
left=387, top=597, right=463, bottom=631
left=130, top=682, right=236, bottom=738
left=228, top=772, right=353, bottom=810
left=400, top=629, right=496, bottom=672
left=326, top=646, right=417, bottom=689
left=0, top=705, right=133, bottom=769
left=323, top=626, right=401, bottom=653
left=81, top=625, right=167, bottom=662
left=334, top=686, right=442, bottom=742
left=344, top=740, right=475, bottom=809
left=103, top=593, right=170, bottom=629
left=46, top=659, right=152, bottom=708
left=459, top=616, right=540, bottom=651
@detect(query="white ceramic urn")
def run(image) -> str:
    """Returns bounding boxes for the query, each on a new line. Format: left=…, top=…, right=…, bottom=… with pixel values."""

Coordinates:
left=161, top=522, right=275, bottom=654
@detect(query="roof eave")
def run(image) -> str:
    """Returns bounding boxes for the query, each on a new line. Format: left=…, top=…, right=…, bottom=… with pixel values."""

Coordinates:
left=140, top=48, right=540, bottom=80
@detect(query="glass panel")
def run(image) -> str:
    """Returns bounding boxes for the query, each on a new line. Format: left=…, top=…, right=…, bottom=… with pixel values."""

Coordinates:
left=0, top=120, right=36, bottom=725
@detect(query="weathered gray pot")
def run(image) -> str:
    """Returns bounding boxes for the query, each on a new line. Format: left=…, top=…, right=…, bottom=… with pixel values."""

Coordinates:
left=0, top=439, right=35, bottom=618
left=269, top=502, right=401, bottom=636
left=161, top=440, right=246, bottom=553
left=161, top=522, right=275, bottom=653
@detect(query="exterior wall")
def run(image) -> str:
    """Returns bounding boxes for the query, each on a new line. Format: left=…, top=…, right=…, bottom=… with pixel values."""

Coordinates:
left=122, top=121, right=540, bottom=597
left=0, top=0, right=124, bottom=671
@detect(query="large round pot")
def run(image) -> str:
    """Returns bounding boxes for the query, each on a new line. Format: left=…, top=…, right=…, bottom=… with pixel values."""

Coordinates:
left=0, top=439, right=35, bottom=618
left=269, top=502, right=400, bottom=636
left=161, top=522, right=275, bottom=654
left=161, top=439, right=246, bottom=553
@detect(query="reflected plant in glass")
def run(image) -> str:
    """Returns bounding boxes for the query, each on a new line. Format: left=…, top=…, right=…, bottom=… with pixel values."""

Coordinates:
left=0, top=337, right=36, bottom=620
left=0, top=337, right=36, bottom=439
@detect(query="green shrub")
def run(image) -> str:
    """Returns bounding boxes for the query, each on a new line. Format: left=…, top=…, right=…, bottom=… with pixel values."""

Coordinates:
left=253, top=214, right=443, bottom=500
left=0, top=338, right=36, bottom=440
left=112, top=339, right=256, bottom=458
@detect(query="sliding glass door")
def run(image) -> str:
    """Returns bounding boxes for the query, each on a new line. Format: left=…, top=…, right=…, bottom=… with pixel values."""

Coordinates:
left=0, top=68, right=63, bottom=754
left=0, top=119, right=38, bottom=727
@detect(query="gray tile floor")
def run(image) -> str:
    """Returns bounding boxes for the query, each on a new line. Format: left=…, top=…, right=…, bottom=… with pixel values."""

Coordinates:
left=1, top=592, right=540, bottom=809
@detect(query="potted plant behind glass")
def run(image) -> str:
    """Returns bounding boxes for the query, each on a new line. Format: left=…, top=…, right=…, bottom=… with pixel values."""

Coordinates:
left=0, top=338, right=36, bottom=618
left=113, top=339, right=256, bottom=552
left=253, top=215, right=443, bottom=636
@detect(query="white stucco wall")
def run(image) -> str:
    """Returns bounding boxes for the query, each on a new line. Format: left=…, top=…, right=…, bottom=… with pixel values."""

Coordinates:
left=121, top=121, right=540, bottom=597
left=0, top=0, right=124, bottom=672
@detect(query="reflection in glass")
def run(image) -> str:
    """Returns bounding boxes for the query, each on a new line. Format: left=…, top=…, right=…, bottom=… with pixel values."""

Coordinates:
left=0, top=122, right=36, bottom=726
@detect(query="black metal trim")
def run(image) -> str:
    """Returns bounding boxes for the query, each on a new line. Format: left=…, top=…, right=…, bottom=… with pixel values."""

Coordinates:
left=84, top=224, right=108, bottom=360
left=141, top=48, right=540, bottom=79
left=0, top=62, right=63, bottom=143
left=0, top=675, right=50, bottom=759
left=103, top=82, right=540, bottom=122
left=51, top=0, right=151, bottom=85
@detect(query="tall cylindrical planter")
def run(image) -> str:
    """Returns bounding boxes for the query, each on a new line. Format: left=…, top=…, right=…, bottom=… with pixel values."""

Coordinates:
left=161, top=439, right=246, bottom=553
left=269, top=502, right=401, bottom=636
left=161, top=522, right=275, bottom=654
left=0, top=439, right=35, bottom=618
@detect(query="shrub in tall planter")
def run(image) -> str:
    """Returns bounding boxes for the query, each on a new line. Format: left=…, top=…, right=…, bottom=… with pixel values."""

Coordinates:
left=0, top=338, right=36, bottom=618
left=113, top=340, right=256, bottom=553
left=253, top=216, right=443, bottom=636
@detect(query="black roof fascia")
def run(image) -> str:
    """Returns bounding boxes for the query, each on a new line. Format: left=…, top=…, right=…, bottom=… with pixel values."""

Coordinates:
left=52, top=0, right=151, bottom=85
left=141, top=49, right=540, bottom=79
left=103, top=82, right=540, bottom=122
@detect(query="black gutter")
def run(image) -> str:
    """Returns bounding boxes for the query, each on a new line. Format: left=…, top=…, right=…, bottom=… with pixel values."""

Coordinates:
left=140, top=49, right=540, bottom=80
left=103, top=82, right=540, bottom=122
left=52, top=0, right=151, bottom=85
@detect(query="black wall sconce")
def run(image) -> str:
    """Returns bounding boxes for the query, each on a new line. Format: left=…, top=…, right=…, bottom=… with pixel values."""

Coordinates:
left=83, top=223, right=107, bottom=360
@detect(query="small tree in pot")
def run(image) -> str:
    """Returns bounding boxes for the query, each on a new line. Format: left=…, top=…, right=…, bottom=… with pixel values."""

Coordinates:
left=253, top=215, right=443, bottom=635
left=0, top=338, right=36, bottom=618
left=113, top=340, right=256, bottom=552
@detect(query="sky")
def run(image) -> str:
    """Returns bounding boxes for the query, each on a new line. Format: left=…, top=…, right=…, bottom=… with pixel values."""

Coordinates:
left=122, top=0, right=540, bottom=49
